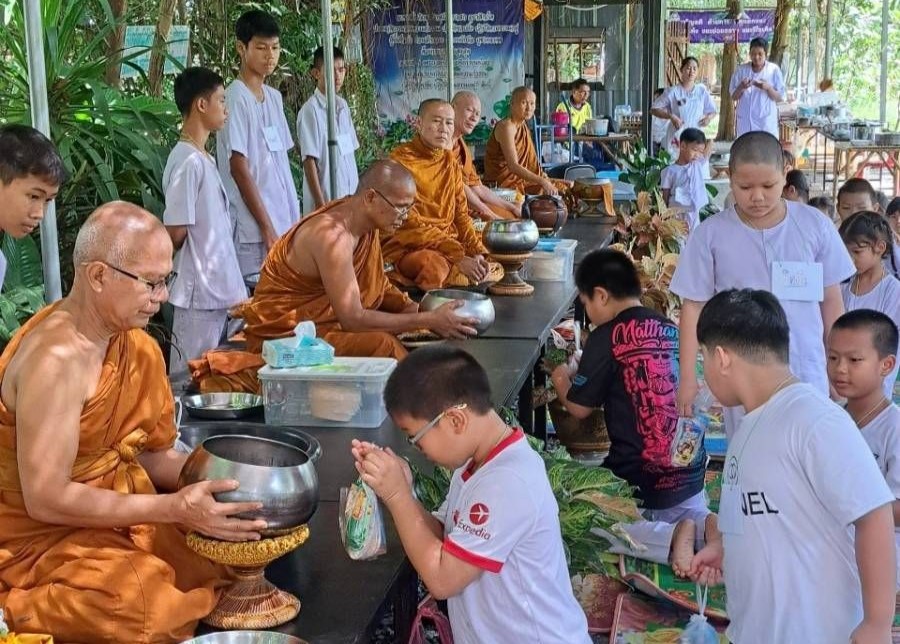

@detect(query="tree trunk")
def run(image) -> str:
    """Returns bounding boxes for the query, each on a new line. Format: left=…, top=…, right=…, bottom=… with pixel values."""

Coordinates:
left=148, top=0, right=178, bottom=97
left=717, top=0, right=741, bottom=141
left=770, top=0, right=794, bottom=67
left=105, top=0, right=128, bottom=87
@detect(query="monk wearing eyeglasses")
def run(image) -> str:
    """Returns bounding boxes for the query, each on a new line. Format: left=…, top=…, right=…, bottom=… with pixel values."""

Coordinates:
left=383, top=99, right=503, bottom=291
left=0, top=202, right=264, bottom=642
left=190, top=160, right=479, bottom=393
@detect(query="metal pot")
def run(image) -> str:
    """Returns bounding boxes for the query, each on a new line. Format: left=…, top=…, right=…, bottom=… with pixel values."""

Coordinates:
left=419, top=289, right=495, bottom=334
left=481, top=218, right=539, bottom=254
left=573, top=177, right=611, bottom=201
left=874, top=131, right=900, bottom=146
left=175, top=422, right=323, bottom=463
left=178, top=434, right=319, bottom=536
left=522, top=195, right=568, bottom=233
left=850, top=122, right=874, bottom=142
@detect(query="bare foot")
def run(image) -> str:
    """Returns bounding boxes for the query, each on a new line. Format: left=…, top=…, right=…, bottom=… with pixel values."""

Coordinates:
left=670, top=518, right=696, bottom=578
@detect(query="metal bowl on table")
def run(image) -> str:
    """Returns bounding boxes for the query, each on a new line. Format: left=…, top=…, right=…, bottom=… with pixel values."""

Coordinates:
left=176, top=422, right=322, bottom=464
left=490, top=187, right=519, bottom=203
left=185, top=633, right=308, bottom=644
left=481, top=218, right=539, bottom=254
left=177, top=434, right=319, bottom=536
left=573, top=177, right=611, bottom=201
left=419, top=289, right=495, bottom=335
left=182, top=393, right=264, bottom=420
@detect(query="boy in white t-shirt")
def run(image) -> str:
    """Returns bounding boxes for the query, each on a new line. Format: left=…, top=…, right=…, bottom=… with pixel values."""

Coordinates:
left=660, top=127, right=710, bottom=233
left=689, top=289, right=895, bottom=644
left=828, top=310, right=900, bottom=586
left=163, top=67, right=247, bottom=374
left=0, top=125, right=67, bottom=287
left=671, top=131, right=855, bottom=434
left=216, top=10, right=300, bottom=276
left=351, top=346, right=590, bottom=644
left=297, top=45, right=359, bottom=215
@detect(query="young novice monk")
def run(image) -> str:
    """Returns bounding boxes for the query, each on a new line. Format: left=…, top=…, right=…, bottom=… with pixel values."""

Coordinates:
left=689, top=289, right=896, bottom=644
left=828, top=309, right=900, bottom=587
left=217, top=10, right=300, bottom=274
left=297, top=45, right=359, bottom=215
left=0, top=125, right=67, bottom=285
left=660, top=127, right=710, bottom=233
left=164, top=67, right=247, bottom=374
left=671, top=131, right=855, bottom=433
left=552, top=249, right=716, bottom=575
left=352, top=346, right=590, bottom=644
left=838, top=177, right=880, bottom=222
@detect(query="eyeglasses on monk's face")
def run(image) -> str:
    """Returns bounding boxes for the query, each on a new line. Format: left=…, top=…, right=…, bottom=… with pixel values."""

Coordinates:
left=407, top=403, right=468, bottom=447
left=99, top=262, right=177, bottom=296
left=372, top=189, right=413, bottom=217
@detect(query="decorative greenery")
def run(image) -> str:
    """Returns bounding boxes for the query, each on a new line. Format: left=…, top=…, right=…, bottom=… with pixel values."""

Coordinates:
left=0, top=236, right=46, bottom=346
left=618, top=142, right=672, bottom=194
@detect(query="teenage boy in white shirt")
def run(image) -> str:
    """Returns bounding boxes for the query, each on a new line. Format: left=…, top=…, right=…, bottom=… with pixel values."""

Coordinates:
left=689, top=289, right=896, bottom=644
left=297, top=45, right=359, bottom=215
left=351, top=346, right=591, bottom=644
left=163, top=67, right=247, bottom=374
left=217, top=9, right=300, bottom=276
left=828, top=309, right=900, bottom=588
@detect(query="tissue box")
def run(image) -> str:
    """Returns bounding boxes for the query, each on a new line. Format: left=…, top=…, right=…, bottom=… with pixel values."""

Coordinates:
left=262, top=336, right=335, bottom=368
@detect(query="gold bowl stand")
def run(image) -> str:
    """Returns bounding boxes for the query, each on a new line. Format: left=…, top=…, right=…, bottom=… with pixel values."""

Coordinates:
left=487, top=251, right=534, bottom=296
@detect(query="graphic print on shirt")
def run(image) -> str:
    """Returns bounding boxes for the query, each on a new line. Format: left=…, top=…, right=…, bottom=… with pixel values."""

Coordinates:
left=611, top=317, right=680, bottom=465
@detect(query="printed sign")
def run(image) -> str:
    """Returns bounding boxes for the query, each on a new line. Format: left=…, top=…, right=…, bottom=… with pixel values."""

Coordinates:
left=669, top=10, right=775, bottom=44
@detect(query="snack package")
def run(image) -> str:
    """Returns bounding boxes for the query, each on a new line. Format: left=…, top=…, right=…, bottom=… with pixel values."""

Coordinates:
left=679, top=584, right=719, bottom=643
left=670, top=416, right=707, bottom=468
left=340, top=478, right=387, bottom=561
left=262, top=321, right=335, bottom=368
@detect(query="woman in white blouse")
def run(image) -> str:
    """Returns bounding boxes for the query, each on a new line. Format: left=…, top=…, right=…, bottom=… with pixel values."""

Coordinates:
left=651, top=57, right=717, bottom=157
left=729, top=37, right=785, bottom=138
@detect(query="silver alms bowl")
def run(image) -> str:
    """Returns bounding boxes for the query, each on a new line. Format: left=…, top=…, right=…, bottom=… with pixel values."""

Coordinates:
left=419, top=288, right=495, bottom=334
left=481, top=218, right=540, bottom=253
left=177, top=434, right=319, bottom=536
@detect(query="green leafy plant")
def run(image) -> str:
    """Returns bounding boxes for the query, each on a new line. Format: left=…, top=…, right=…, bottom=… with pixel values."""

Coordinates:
left=0, top=235, right=46, bottom=346
left=618, top=142, right=672, bottom=194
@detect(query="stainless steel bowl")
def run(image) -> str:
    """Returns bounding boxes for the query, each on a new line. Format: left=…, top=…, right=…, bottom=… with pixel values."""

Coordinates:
left=185, top=632, right=307, bottom=644
left=419, top=289, right=495, bottom=334
left=176, top=422, right=322, bottom=464
left=183, top=393, right=264, bottom=420
left=481, top=218, right=539, bottom=253
left=178, top=434, right=319, bottom=536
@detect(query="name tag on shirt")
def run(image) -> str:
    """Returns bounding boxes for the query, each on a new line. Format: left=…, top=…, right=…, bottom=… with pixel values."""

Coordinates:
left=263, top=125, right=287, bottom=152
left=337, top=133, right=355, bottom=156
left=771, top=261, right=823, bottom=302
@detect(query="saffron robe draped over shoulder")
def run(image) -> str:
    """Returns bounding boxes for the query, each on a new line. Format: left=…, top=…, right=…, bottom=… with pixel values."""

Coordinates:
left=190, top=201, right=410, bottom=393
left=452, top=138, right=517, bottom=221
left=0, top=303, right=229, bottom=644
left=384, top=136, right=500, bottom=290
left=483, top=119, right=543, bottom=194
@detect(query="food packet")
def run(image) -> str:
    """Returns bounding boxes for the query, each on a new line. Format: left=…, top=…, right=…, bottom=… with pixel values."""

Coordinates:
left=670, top=416, right=707, bottom=467
left=679, top=584, right=719, bottom=644
left=339, top=478, right=387, bottom=561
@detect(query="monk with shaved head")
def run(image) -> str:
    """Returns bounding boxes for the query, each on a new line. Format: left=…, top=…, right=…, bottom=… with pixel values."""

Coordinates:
left=383, top=98, right=502, bottom=291
left=192, top=159, right=478, bottom=392
left=449, top=91, right=521, bottom=221
left=0, top=201, right=260, bottom=642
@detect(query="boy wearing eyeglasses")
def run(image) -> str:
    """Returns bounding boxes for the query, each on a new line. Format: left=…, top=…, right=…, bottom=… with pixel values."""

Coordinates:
left=164, top=67, right=247, bottom=374
left=352, top=346, right=591, bottom=644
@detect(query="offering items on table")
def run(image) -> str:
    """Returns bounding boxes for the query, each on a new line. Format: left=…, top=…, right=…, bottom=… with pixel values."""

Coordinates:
left=482, top=219, right=540, bottom=296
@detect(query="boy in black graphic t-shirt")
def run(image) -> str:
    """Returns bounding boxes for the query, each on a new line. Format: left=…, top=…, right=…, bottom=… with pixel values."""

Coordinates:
left=552, top=249, right=716, bottom=575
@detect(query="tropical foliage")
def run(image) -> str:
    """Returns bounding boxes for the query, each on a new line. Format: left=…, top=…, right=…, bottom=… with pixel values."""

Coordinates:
left=0, top=236, right=47, bottom=343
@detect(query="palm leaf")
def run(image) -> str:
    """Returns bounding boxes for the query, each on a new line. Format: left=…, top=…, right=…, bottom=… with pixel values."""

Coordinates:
left=1, top=235, right=44, bottom=290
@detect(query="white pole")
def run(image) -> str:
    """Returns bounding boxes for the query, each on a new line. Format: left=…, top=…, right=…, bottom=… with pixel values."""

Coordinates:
left=322, top=0, right=339, bottom=199
left=823, top=0, right=834, bottom=80
left=24, top=0, right=62, bottom=303
left=446, top=0, right=454, bottom=100
left=807, top=0, right=817, bottom=96
left=879, top=0, right=889, bottom=125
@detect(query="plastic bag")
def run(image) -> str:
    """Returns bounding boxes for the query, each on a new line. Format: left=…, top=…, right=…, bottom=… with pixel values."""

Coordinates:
left=408, top=595, right=454, bottom=644
left=339, top=478, right=387, bottom=560
left=679, top=584, right=719, bottom=644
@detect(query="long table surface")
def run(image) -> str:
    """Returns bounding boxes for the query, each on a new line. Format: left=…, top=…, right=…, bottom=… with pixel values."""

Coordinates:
left=559, top=218, right=616, bottom=266
left=479, top=280, right=577, bottom=342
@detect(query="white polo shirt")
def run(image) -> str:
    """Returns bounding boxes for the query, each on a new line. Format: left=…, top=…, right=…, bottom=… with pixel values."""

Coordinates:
left=162, top=142, right=247, bottom=310
left=296, top=89, right=359, bottom=214
left=435, top=429, right=591, bottom=644
left=216, top=80, right=300, bottom=244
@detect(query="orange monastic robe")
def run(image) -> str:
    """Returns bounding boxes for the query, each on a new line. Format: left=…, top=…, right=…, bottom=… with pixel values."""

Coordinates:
left=452, top=138, right=515, bottom=221
left=385, top=136, right=498, bottom=290
left=484, top=119, right=544, bottom=194
left=0, top=304, right=228, bottom=644
left=190, top=201, right=410, bottom=393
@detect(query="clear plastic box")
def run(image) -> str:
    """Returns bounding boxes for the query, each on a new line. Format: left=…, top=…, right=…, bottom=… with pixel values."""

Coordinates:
left=523, top=238, right=577, bottom=281
left=258, top=357, right=397, bottom=428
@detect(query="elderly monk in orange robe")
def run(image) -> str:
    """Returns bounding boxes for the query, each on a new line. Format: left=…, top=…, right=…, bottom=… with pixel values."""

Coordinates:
left=449, top=91, right=521, bottom=221
left=190, top=160, right=480, bottom=394
left=0, top=203, right=267, bottom=643
left=384, top=99, right=503, bottom=291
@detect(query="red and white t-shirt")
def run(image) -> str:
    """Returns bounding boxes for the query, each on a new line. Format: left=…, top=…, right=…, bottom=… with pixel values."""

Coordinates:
left=435, top=429, right=591, bottom=644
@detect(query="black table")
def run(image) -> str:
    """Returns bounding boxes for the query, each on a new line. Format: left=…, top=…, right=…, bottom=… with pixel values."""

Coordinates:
left=559, top=218, right=616, bottom=267
left=480, top=281, right=577, bottom=342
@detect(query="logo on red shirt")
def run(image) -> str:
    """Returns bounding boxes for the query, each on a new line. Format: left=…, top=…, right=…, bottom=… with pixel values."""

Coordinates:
left=469, top=503, right=490, bottom=526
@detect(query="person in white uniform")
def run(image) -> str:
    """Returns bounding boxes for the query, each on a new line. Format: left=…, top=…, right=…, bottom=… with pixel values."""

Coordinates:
left=672, top=132, right=854, bottom=435
left=729, top=38, right=785, bottom=138
left=297, top=46, right=359, bottom=215
left=651, top=57, right=717, bottom=158
left=0, top=125, right=67, bottom=287
left=828, top=310, right=900, bottom=587
left=352, top=347, right=591, bottom=644
left=163, top=67, right=248, bottom=375
left=216, top=10, right=300, bottom=276
left=688, top=289, right=896, bottom=644
left=660, top=128, right=711, bottom=233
